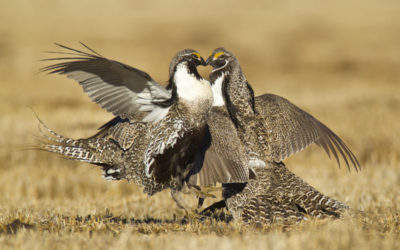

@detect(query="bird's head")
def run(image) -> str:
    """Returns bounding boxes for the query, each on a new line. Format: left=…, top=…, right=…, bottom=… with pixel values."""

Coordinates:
left=169, top=49, right=206, bottom=78
left=205, top=48, right=237, bottom=76
left=166, top=49, right=212, bottom=105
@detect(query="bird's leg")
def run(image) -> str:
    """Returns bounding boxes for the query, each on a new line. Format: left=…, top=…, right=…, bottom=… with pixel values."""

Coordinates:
left=187, top=185, right=220, bottom=199
left=189, top=186, right=224, bottom=212
left=170, top=189, right=193, bottom=212
left=170, top=188, right=203, bottom=221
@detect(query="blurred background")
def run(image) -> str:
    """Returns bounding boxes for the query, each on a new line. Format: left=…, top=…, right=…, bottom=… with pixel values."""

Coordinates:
left=0, top=0, right=399, bottom=222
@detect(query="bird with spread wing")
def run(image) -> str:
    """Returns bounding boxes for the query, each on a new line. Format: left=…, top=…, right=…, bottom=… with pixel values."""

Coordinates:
left=37, top=44, right=212, bottom=208
left=188, top=48, right=360, bottom=223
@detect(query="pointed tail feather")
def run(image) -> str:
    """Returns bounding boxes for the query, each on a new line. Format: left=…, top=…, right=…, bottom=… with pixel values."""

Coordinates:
left=34, top=117, right=129, bottom=182
left=37, top=119, right=80, bottom=147
left=35, top=118, right=102, bottom=164
left=37, top=135, right=103, bottom=165
left=38, top=143, right=100, bottom=164
left=38, top=138, right=125, bottom=181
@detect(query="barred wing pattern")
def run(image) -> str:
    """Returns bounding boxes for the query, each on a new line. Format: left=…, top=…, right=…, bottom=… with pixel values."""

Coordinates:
left=189, top=94, right=360, bottom=188
left=256, top=94, right=360, bottom=171
left=41, top=43, right=172, bottom=123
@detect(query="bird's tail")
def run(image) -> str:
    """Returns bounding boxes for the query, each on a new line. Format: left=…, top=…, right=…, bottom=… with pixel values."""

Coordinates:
left=34, top=117, right=126, bottom=181
left=273, top=163, right=349, bottom=219
left=35, top=118, right=101, bottom=164
left=238, top=163, right=349, bottom=223
left=242, top=195, right=306, bottom=224
left=293, top=185, right=349, bottom=219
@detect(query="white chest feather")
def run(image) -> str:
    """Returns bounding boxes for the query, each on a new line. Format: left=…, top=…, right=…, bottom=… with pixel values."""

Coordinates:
left=211, top=75, right=225, bottom=107
left=174, top=64, right=211, bottom=103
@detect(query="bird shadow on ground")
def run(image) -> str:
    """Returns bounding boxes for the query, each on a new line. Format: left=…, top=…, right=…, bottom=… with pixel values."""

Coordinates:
left=74, top=209, right=233, bottom=225
left=0, top=219, right=36, bottom=235
left=0, top=211, right=233, bottom=235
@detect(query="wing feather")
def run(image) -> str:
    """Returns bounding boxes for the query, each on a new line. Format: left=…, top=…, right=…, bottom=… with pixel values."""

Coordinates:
left=188, top=93, right=360, bottom=188
left=256, top=94, right=360, bottom=171
left=41, top=43, right=172, bottom=122
left=188, top=107, right=251, bottom=186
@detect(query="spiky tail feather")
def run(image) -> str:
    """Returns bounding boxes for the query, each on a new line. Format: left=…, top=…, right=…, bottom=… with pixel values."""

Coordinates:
left=35, top=118, right=127, bottom=181
left=225, top=163, right=350, bottom=224
left=271, top=163, right=349, bottom=219
left=279, top=164, right=349, bottom=218
left=35, top=118, right=102, bottom=164
left=40, top=143, right=100, bottom=163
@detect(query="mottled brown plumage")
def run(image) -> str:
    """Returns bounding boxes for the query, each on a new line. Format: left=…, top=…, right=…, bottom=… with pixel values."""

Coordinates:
left=40, top=104, right=209, bottom=195
left=190, top=106, right=253, bottom=186
left=38, top=44, right=212, bottom=200
left=255, top=94, right=359, bottom=168
left=225, top=162, right=348, bottom=223
left=190, top=47, right=359, bottom=223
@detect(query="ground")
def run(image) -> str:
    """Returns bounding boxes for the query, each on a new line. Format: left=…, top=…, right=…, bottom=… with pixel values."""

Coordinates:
left=0, top=0, right=400, bottom=249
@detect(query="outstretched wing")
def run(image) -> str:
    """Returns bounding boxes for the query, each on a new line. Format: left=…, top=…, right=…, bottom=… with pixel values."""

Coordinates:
left=41, top=43, right=172, bottom=123
left=256, top=94, right=360, bottom=171
left=188, top=94, right=360, bottom=187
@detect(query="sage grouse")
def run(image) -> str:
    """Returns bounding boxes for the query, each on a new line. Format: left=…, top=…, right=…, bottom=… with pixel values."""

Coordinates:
left=188, top=48, right=360, bottom=223
left=38, top=44, right=212, bottom=206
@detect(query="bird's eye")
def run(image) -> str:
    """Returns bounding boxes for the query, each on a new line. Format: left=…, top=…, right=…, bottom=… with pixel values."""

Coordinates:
left=213, top=52, right=225, bottom=60
left=192, top=52, right=201, bottom=60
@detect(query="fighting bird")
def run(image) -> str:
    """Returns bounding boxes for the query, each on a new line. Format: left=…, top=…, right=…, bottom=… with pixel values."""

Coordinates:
left=188, top=48, right=360, bottom=223
left=37, top=44, right=212, bottom=207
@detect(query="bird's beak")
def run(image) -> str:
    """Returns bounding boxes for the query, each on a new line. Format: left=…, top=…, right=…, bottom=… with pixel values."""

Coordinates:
left=205, top=55, right=213, bottom=66
left=200, top=57, right=206, bottom=66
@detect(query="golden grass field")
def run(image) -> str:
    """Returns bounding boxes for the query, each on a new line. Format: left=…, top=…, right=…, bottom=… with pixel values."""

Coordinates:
left=1, top=0, right=400, bottom=249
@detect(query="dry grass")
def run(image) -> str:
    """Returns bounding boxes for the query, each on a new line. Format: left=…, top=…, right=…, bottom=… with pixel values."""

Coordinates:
left=1, top=0, right=400, bottom=249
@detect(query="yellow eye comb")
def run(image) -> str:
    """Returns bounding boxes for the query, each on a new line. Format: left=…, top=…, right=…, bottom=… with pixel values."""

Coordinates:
left=213, top=51, right=224, bottom=59
left=192, top=52, right=201, bottom=60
